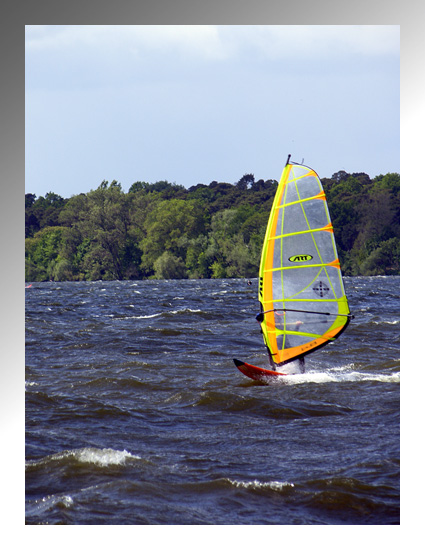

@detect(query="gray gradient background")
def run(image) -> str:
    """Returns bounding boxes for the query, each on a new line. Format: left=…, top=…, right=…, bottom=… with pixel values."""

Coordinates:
left=3, top=0, right=414, bottom=541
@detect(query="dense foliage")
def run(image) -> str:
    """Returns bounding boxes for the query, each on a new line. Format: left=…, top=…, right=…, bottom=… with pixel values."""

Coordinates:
left=25, top=170, right=399, bottom=281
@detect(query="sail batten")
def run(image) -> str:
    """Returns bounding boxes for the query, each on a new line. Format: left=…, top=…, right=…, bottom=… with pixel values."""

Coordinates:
left=258, top=159, right=351, bottom=367
left=269, top=225, right=335, bottom=240
left=265, top=262, right=340, bottom=271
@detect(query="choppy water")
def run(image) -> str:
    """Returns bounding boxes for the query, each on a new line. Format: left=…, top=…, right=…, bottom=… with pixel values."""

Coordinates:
left=25, top=276, right=400, bottom=524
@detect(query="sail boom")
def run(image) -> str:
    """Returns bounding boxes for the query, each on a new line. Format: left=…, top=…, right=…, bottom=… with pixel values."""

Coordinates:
left=258, top=307, right=353, bottom=318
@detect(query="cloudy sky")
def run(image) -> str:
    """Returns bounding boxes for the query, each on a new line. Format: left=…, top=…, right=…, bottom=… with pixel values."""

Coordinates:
left=25, top=25, right=399, bottom=198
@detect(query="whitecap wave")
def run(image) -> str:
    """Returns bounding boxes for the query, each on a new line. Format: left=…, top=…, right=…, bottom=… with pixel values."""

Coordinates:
left=229, top=479, right=294, bottom=490
left=371, top=319, right=399, bottom=325
left=26, top=447, right=141, bottom=469
left=169, top=308, right=202, bottom=314
left=134, top=313, right=161, bottom=319
left=74, top=447, right=141, bottom=466
left=268, top=369, right=400, bottom=385
left=107, top=308, right=203, bottom=320
left=28, top=494, right=74, bottom=514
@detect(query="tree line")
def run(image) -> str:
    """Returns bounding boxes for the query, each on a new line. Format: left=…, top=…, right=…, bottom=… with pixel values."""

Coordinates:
left=25, top=170, right=400, bottom=281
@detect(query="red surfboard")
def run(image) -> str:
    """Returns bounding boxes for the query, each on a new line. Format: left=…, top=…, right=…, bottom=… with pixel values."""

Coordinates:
left=233, top=358, right=288, bottom=382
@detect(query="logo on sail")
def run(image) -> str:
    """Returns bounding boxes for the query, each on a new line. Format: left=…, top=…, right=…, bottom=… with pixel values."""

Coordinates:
left=259, top=276, right=263, bottom=298
left=289, top=254, right=313, bottom=263
left=313, top=281, right=330, bottom=297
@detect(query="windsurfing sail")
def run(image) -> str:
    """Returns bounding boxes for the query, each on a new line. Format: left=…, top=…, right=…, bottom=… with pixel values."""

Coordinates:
left=257, top=155, right=351, bottom=367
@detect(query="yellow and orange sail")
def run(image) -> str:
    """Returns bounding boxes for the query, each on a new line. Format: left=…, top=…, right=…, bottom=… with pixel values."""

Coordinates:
left=258, top=157, right=351, bottom=366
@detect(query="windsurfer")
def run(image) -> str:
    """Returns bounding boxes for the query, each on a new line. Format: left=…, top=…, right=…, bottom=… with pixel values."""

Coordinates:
left=298, top=355, right=305, bottom=373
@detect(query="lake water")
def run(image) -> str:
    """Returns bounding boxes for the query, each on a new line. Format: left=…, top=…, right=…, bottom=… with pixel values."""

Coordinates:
left=25, top=276, right=399, bottom=525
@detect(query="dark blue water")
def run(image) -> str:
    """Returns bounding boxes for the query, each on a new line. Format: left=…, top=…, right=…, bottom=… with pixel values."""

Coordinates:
left=25, top=277, right=399, bottom=524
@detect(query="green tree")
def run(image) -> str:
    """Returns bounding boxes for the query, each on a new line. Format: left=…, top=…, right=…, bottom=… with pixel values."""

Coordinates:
left=185, top=235, right=211, bottom=278
left=25, top=169, right=400, bottom=280
left=206, top=208, right=262, bottom=278
left=358, top=237, right=400, bottom=275
left=153, top=251, right=187, bottom=279
left=25, top=226, right=65, bottom=281
left=236, top=173, right=255, bottom=190
left=140, top=198, right=205, bottom=275
left=58, top=182, right=138, bottom=280
left=25, top=192, right=67, bottom=237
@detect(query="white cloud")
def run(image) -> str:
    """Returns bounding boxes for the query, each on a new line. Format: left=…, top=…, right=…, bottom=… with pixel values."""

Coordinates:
left=25, top=23, right=399, bottom=197
left=225, top=25, right=399, bottom=59
left=26, top=24, right=399, bottom=62
left=25, top=25, right=230, bottom=61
